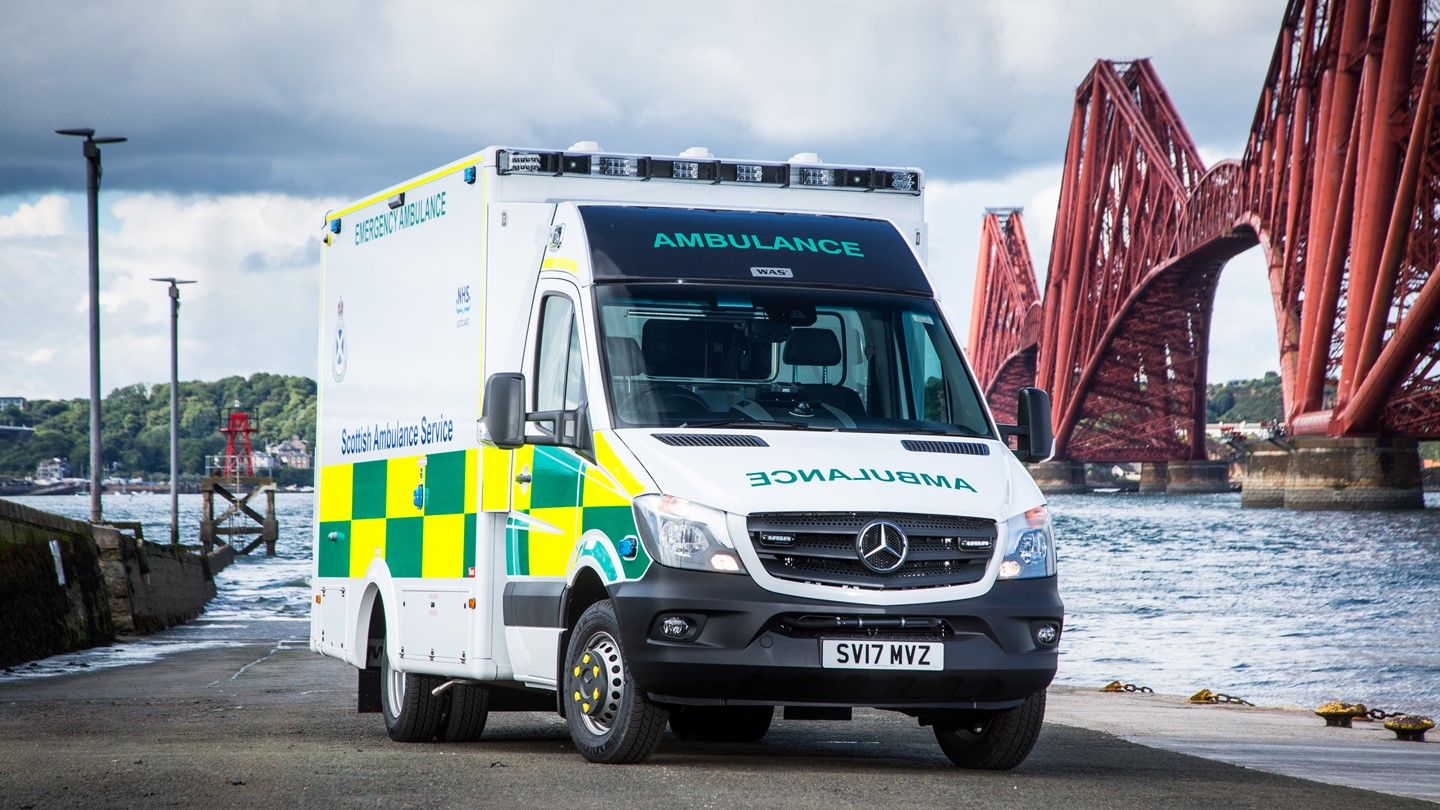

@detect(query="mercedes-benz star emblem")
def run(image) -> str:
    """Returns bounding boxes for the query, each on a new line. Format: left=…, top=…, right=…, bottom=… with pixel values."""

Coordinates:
left=856, top=520, right=908, bottom=574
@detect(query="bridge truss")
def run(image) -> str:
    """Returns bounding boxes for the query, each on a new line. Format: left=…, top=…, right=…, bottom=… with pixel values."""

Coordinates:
left=971, top=0, right=1440, bottom=461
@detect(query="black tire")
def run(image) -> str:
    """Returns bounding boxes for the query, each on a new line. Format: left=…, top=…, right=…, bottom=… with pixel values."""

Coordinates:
left=434, top=683, right=490, bottom=742
left=563, top=600, right=668, bottom=763
left=380, top=648, right=445, bottom=742
left=669, top=706, right=774, bottom=742
left=934, top=690, right=1046, bottom=770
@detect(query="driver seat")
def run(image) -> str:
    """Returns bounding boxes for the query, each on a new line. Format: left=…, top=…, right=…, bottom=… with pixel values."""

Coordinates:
left=782, top=328, right=865, bottom=417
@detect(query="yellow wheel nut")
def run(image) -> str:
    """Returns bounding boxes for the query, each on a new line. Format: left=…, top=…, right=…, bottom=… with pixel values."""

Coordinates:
left=582, top=702, right=591, bottom=713
left=583, top=654, right=590, bottom=664
left=573, top=691, right=581, bottom=701
left=593, top=665, right=600, bottom=677
left=593, top=688, right=600, bottom=700
left=573, top=666, right=581, bottom=676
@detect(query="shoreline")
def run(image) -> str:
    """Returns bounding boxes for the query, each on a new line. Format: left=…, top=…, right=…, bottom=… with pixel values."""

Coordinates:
left=1047, top=685, right=1439, bottom=803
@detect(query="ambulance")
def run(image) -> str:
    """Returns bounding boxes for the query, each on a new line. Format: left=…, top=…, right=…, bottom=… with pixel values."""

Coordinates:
left=310, top=143, right=1061, bottom=769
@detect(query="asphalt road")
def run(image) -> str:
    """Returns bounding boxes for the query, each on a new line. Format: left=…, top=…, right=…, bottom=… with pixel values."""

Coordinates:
left=0, top=621, right=1429, bottom=809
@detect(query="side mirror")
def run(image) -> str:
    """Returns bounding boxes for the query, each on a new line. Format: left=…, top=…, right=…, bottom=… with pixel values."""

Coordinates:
left=998, top=387, right=1054, bottom=463
left=482, top=372, right=526, bottom=450
left=482, top=372, right=593, bottom=455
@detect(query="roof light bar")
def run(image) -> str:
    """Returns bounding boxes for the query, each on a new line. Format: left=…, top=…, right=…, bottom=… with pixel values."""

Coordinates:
left=719, top=162, right=788, bottom=186
left=497, top=150, right=562, bottom=175
left=790, top=164, right=920, bottom=193
left=492, top=148, right=920, bottom=193
left=597, top=155, right=641, bottom=177
left=882, top=170, right=919, bottom=193
left=650, top=158, right=720, bottom=182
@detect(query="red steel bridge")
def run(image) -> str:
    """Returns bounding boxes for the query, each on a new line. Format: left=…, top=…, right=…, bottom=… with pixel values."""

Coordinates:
left=969, top=0, right=1440, bottom=463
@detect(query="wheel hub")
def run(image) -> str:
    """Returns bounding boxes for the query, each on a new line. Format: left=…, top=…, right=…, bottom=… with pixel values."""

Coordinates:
left=385, top=662, right=405, bottom=716
left=570, top=631, right=625, bottom=735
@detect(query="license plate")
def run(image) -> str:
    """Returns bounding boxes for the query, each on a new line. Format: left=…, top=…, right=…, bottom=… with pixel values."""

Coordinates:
left=820, top=639, right=944, bottom=671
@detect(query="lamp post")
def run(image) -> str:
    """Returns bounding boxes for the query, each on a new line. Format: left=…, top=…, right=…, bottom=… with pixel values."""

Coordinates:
left=56, top=127, right=126, bottom=525
left=151, top=277, right=196, bottom=544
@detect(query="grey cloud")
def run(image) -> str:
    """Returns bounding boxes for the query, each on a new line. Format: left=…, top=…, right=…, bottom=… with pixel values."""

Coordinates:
left=2, top=0, right=1289, bottom=199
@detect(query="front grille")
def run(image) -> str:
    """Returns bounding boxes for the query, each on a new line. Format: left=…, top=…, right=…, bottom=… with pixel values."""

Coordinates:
left=747, top=511, right=997, bottom=590
left=775, top=614, right=951, bottom=640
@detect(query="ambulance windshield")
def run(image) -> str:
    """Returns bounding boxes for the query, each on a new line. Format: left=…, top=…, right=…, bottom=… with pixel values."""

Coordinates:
left=594, top=284, right=992, bottom=437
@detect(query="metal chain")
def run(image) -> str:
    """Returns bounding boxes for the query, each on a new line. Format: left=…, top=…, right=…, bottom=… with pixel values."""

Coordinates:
left=1102, top=681, right=1154, bottom=693
left=1188, top=688, right=1255, bottom=706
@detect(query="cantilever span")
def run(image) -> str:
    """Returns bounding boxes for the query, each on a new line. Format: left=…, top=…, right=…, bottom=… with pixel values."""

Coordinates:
left=971, top=0, right=1440, bottom=468
left=968, top=208, right=1042, bottom=422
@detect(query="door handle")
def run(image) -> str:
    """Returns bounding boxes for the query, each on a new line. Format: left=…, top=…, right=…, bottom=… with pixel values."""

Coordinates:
left=514, top=472, right=532, bottom=484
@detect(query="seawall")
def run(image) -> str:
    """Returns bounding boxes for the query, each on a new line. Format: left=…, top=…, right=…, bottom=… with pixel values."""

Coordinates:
left=0, top=499, right=114, bottom=668
left=0, top=499, right=230, bottom=667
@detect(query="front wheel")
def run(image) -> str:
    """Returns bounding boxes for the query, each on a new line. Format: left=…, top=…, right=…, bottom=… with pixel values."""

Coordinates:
left=564, top=600, right=668, bottom=763
left=934, top=690, right=1046, bottom=770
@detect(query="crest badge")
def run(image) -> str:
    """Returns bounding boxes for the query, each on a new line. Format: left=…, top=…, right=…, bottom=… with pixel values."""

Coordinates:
left=332, top=298, right=348, bottom=383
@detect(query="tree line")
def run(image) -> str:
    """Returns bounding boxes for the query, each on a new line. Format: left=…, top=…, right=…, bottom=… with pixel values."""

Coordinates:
left=3, top=370, right=1385, bottom=479
left=0, top=373, right=315, bottom=481
left=1205, top=371, right=1283, bottom=424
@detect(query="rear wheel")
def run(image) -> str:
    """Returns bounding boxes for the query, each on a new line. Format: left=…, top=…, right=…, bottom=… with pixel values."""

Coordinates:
left=564, top=600, right=668, bottom=763
left=934, top=690, right=1046, bottom=770
left=669, top=706, right=774, bottom=742
left=380, top=647, right=445, bottom=742
left=434, top=683, right=490, bottom=742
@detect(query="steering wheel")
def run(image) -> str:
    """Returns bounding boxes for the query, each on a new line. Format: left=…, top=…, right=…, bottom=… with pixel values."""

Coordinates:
left=621, top=385, right=711, bottom=421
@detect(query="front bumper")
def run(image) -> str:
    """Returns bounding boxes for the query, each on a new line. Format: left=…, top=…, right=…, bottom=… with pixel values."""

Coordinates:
left=609, top=569, right=1062, bottom=710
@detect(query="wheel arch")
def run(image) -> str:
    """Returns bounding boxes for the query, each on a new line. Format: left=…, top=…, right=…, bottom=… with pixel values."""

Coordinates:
left=348, top=559, right=397, bottom=669
left=555, top=565, right=612, bottom=716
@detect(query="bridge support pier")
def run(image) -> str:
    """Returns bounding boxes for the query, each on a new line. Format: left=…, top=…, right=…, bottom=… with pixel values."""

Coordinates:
left=1241, top=444, right=1290, bottom=507
left=1028, top=460, right=1088, bottom=494
left=1165, top=460, right=1231, bottom=493
left=1242, top=438, right=1423, bottom=510
left=1138, top=460, right=1230, bottom=494
left=1138, top=462, right=1168, bottom=493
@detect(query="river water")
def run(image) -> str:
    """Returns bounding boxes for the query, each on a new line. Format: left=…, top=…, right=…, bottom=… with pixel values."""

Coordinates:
left=4, top=491, right=1438, bottom=718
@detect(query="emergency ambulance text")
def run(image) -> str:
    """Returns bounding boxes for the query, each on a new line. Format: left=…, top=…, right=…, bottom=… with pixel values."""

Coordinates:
left=355, top=192, right=448, bottom=245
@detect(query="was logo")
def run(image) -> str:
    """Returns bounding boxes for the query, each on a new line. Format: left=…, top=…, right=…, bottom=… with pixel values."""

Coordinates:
left=749, top=266, right=793, bottom=278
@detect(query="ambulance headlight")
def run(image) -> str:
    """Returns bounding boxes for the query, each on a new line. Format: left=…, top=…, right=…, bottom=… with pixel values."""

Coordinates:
left=998, top=506, right=1056, bottom=579
left=633, top=494, right=745, bottom=575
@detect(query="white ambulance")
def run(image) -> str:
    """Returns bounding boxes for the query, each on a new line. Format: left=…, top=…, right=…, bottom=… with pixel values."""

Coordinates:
left=310, top=143, right=1060, bottom=769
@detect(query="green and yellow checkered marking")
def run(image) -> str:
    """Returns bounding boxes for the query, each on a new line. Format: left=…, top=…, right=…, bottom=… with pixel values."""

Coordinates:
left=317, top=448, right=478, bottom=579
left=502, top=434, right=649, bottom=581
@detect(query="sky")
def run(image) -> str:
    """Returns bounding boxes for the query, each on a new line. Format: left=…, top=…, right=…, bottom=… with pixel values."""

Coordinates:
left=0, top=0, right=1288, bottom=402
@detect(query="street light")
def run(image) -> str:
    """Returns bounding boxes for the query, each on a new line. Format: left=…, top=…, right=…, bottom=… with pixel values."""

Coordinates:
left=56, top=127, right=127, bottom=525
left=151, top=277, right=196, bottom=544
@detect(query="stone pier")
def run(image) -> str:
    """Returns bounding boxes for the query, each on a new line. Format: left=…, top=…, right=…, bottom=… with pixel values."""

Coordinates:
left=1241, top=443, right=1291, bottom=508
left=1138, top=462, right=1168, bottom=493
left=1028, top=460, right=1088, bottom=494
left=1241, top=437, right=1423, bottom=510
left=1165, top=460, right=1232, bottom=494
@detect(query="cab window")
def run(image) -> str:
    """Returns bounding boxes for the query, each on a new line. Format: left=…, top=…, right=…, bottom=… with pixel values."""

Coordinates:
left=534, top=294, right=585, bottom=411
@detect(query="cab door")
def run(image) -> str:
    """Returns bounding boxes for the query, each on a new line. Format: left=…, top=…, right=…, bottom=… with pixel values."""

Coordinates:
left=506, top=282, right=588, bottom=577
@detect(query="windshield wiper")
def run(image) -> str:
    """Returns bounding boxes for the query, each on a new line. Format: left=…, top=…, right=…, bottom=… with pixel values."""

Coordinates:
left=677, top=418, right=837, bottom=431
